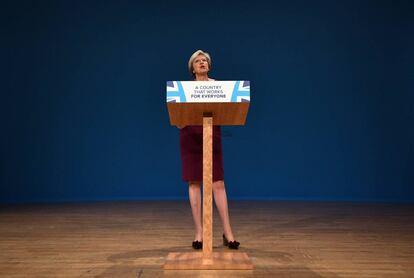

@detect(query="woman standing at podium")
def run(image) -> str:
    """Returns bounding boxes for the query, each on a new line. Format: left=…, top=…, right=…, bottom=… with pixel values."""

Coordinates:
left=177, top=50, right=240, bottom=250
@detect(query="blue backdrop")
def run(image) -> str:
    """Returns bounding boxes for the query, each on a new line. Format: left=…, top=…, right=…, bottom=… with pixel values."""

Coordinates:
left=2, top=0, right=413, bottom=203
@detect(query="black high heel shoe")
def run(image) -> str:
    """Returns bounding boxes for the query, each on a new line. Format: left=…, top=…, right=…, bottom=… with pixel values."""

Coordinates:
left=223, top=234, right=240, bottom=249
left=192, top=240, right=203, bottom=249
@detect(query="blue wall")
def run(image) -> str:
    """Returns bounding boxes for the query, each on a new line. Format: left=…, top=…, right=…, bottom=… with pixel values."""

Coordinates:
left=2, top=0, right=413, bottom=203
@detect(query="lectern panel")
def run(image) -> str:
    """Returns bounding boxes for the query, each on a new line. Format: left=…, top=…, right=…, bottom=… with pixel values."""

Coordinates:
left=167, top=102, right=249, bottom=126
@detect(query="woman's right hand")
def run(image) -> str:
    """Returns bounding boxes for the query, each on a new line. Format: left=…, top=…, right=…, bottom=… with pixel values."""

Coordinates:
left=176, top=124, right=186, bottom=129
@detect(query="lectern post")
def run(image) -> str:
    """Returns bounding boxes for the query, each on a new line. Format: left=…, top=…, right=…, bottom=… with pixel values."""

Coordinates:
left=202, top=115, right=213, bottom=259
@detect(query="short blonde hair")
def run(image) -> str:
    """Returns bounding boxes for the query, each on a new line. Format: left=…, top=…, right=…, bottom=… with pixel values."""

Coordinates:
left=188, top=50, right=212, bottom=77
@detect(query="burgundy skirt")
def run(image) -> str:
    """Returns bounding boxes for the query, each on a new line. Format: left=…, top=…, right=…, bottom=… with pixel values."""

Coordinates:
left=180, top=125, right=224, bottom=182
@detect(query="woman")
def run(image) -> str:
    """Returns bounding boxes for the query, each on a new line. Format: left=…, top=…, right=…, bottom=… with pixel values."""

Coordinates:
left=177, top=50, right=240, bottom=250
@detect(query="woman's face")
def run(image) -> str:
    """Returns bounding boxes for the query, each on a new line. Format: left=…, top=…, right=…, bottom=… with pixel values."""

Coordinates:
left=192, top=54, right=209, bottom=75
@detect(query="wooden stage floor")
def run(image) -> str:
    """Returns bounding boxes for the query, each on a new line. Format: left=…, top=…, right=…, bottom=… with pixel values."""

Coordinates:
left=0, top=201, right=413, bottom=277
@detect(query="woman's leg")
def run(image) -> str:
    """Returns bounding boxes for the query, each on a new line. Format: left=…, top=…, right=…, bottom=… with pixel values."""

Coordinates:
left=212, top=180, right=235, bottom=241
left=188, top=181, right=203, bottom=241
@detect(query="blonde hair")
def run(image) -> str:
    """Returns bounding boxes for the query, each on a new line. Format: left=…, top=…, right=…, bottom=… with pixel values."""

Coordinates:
left=188, top=50, right=212, bottom=77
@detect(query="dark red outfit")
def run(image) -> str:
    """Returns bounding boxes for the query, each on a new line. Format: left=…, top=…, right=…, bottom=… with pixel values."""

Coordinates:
left=180, top=126, right=224, bottom=182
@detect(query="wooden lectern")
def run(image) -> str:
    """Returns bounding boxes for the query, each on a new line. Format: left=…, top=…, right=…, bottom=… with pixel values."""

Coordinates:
left=164, top=81, right=253, bottom=270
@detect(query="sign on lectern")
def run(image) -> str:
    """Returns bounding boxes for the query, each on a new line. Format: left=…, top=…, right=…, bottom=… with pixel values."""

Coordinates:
left=166, top=80, right=250, bottom=126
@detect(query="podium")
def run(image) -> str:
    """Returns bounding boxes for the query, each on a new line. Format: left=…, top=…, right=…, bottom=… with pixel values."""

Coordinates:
left=164, top=81, right=253, bottom=270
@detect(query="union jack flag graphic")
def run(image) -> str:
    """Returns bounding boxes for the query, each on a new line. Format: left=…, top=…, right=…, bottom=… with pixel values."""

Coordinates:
left=166, top=81, right=186, bottom=103
left=230, top=81, right=250, bottom=103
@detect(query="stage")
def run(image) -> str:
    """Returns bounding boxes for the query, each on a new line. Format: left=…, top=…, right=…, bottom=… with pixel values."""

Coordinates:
left=0, top=201, right=413, bottom=277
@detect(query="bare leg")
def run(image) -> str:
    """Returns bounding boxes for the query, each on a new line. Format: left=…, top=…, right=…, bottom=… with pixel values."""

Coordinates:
left=212, top=180, right=235, bottom=241
left=188, top=181, right=202, bottom=241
